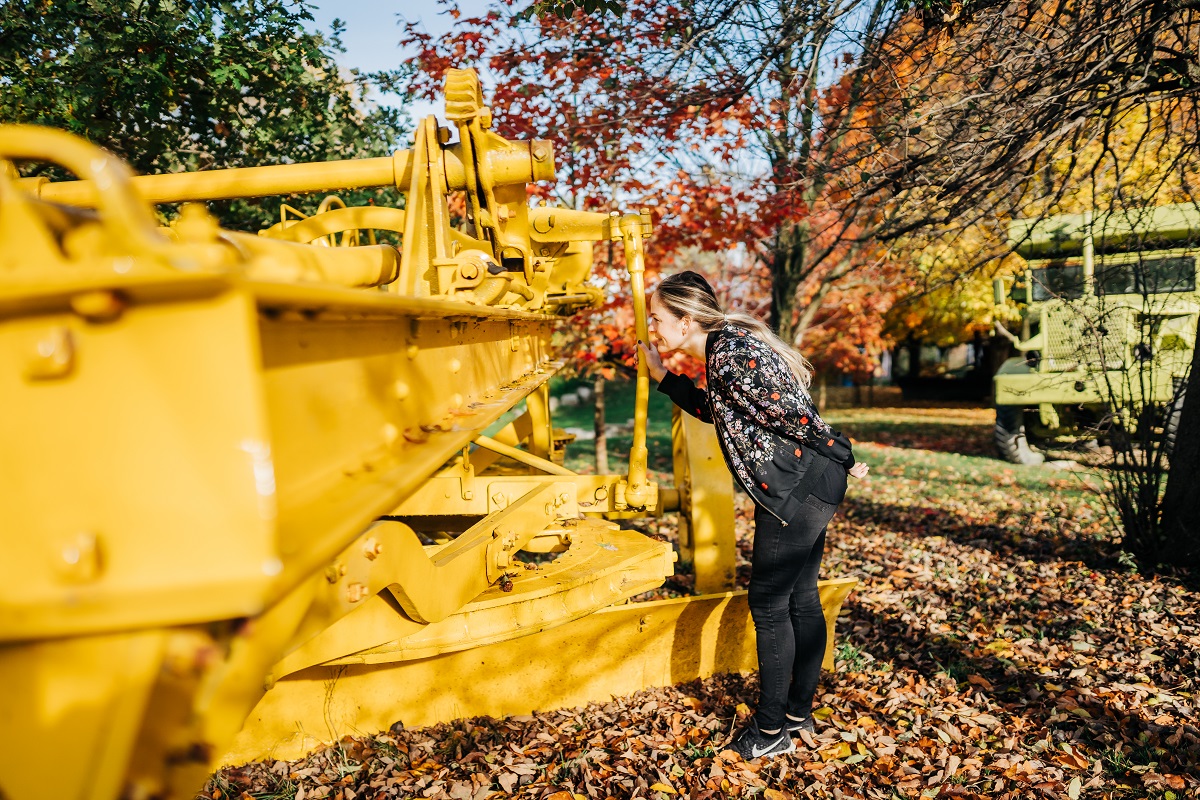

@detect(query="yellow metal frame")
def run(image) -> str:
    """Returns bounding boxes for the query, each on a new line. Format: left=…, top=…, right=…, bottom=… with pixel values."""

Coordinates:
left=220, top=579, right=856, bottom=767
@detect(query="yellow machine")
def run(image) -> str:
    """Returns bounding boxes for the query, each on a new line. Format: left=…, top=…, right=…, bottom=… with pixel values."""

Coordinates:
left=0, top=69, right=855, bottom=799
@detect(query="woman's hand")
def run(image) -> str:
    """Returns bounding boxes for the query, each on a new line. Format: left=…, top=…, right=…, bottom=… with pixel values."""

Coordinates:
left=637, top=339, right=667, bottom=382
left=848, top=462, right=869, bottom=479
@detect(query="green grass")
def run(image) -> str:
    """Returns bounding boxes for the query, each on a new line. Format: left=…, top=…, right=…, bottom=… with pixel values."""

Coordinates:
left=550, top=376, right=676, bottom=476
left=546, top=383, right=1107, bottom=525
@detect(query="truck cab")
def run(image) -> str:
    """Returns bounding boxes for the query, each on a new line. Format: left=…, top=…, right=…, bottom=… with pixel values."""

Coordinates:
left=992, top=204, right=1199, bottom=463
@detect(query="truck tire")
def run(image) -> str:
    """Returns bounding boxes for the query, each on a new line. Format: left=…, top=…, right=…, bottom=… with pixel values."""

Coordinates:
left=995, top=405, right=1045, bottom=464
left=1166, top=385, right=1186, bottom=456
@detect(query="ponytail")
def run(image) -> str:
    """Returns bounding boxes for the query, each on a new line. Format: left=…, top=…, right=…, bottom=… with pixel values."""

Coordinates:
left=654, top=271, right=815, bottom=390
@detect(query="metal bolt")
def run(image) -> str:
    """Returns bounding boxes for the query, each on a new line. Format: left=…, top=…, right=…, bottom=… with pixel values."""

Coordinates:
left=362, top=538, right=383, bottom=560
left=71, top=290, right=125, bottom=323
left=346, top=583, right=369, bottom=603
left=325, top=562, right=347, bottom=583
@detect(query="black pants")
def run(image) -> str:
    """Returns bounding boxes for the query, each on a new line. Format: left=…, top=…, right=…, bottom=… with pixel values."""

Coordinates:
left=747, top=493, right=839, bottom=731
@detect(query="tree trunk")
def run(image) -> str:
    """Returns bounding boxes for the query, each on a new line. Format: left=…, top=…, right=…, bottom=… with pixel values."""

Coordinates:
left=792, top=279, right=833, bottom=347
left=593, top=376, right=609, bottom=474
left=770, top=223, right=807, bottom=343
left=906, top=337, right=921, bottom=378
left=1159, top=347, right=1199, bottom=568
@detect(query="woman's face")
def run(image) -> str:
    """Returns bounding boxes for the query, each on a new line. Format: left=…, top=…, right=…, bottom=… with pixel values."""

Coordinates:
left=648, top=293, right=690, bottom=353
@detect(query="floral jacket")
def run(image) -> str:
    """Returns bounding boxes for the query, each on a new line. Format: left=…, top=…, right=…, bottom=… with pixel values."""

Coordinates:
left=657, top=325, right=855, bottom=523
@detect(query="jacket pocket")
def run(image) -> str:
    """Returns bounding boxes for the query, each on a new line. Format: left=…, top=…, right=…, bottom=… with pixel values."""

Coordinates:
left=754, top=435, right=809, bottom=500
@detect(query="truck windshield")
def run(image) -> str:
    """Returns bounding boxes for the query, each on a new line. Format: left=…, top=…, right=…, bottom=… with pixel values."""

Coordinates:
left=1094, top=256, right=1196, bottom=295
left=1031, top=263, right=1085, bottom=301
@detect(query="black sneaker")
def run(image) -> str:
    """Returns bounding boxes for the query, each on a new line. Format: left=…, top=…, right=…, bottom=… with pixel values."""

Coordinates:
left=725, top=719, right=796, bottom=760
left=786, top=715, right=815, bottom=735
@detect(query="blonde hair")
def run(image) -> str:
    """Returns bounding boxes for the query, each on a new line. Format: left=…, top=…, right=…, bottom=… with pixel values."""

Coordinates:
left=654, top=271, right=814, bottom=389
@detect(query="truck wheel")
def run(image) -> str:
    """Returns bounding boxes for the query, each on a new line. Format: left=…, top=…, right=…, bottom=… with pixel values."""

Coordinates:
left=1166, top=385, right=1186, bottom=455
left=995, top=406, right=1045, bottom=464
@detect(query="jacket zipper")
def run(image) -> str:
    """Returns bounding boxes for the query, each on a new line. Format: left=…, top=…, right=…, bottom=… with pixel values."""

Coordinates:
left=705, top=328, right=789, bottom=526
left=710, top=412, right=789, bottom=526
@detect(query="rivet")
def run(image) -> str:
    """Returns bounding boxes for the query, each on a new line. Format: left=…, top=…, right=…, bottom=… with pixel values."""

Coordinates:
left=406, top=344, right=419, bottom=359
left=383, top=423, right=399, bottom=445
left=449, top=358, right=461, bottom=374
left=57, top=531, right=102, bottom=583
left=26, top=327, right=75, bottom=381
left=394, top=381, right=410, bottom=399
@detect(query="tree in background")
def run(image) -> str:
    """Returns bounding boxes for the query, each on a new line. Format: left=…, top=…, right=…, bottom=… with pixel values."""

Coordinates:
left=0, top=0, right=409, bottom=229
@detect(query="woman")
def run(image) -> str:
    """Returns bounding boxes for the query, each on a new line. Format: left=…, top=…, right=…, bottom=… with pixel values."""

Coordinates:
left=638, top=270, right=868, bottom=761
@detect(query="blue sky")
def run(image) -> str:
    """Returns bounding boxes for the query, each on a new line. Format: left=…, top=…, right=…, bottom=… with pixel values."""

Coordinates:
left=306, top=0, right=493, bottom=121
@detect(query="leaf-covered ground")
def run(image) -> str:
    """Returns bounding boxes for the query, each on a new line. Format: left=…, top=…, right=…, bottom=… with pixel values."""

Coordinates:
left=206, top=409, right=1198, bottom=800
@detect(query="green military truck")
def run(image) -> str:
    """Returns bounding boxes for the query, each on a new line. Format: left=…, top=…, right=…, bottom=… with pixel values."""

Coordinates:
left=992, top=203, right=1200, bottom=464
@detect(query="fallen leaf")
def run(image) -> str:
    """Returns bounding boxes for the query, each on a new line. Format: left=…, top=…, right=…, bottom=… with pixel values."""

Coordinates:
left=819, top=742, right=852, bottom=762
left=967, top=674, right=994, bottom=690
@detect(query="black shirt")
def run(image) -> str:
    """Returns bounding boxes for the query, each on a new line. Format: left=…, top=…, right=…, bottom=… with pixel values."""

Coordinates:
left=809, top=457, right=849, bottom=504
